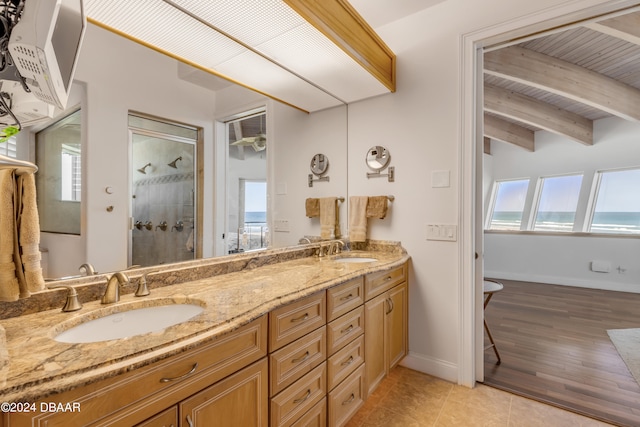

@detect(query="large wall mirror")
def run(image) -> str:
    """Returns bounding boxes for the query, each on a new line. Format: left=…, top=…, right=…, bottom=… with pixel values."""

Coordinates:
left=17, top=23, right=348, bottom=281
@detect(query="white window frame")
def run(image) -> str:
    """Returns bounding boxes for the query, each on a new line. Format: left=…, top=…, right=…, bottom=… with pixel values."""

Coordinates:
left=485, top=178, right=530, bottom=231
left=530, top=173, right=584, bottom=232
left=584, top=166, right=640, bottom=234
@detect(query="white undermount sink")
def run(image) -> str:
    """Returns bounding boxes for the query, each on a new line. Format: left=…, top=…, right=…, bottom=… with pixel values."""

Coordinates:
left=54, top=303, right=205, bottom=344
left=332, top=256, right=378, bottom=263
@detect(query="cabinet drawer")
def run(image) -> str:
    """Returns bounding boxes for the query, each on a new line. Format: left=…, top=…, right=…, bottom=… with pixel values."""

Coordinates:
left=327, top=277, right=364, bottom=322
left=7, top=316, right=267, bottom=427
left=327, top=335, right=364, bottom=391
left=290, top=398, right=326, bottom=427
left=270, top=362, right=326, bottom=427
left=270, top=292, right=326, bottom=352
left=328, top=364, right=365, bottom=427
left=364, top=264, right=407, bottom=300
left=326, top=306, right=364, bottom=356
left=270, top=326, right=327, bottom=397
left=135, top=406, right=178, bottom=427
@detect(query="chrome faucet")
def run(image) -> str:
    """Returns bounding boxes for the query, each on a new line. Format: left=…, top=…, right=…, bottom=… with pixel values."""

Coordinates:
left=78, top=263, right=96, bottom=276
left=101, top=272, right=130, bottom=304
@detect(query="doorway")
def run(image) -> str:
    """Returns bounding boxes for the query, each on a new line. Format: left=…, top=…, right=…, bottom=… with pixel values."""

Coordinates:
left=129, top=113, right=199, bottom=267
left=463, top=0, right=640, bottom=423
left=225, top=111, right=268, bottom=254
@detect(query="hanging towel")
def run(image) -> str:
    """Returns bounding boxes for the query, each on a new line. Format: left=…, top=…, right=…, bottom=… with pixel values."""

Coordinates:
left=319, top=197, right=337, bottom=239
left=0, top=170, right=19, bottom=301
left=366, top=196, right=388, bottom=219
left=305, top=198, right=320, bottom=218
left=349, top=196, right=368, bottom=242
left=186, top=228, right=194, bottom=252
left=16, top=173, right=45, bottom=295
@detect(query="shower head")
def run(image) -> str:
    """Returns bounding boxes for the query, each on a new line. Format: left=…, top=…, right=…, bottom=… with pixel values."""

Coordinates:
left=137, top=163, right=152, bottom=174
left=167, top=156, right=183, bottom=169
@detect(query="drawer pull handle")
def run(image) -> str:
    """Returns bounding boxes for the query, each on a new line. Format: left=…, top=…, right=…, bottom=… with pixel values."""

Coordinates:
left=341, top=355, right=354, bottom=366
left=160, top=362, right=198, bottom=383
left=341, top=324, right=354, bottom=334
left=186, top=415, right=194, bottom=427
left=293, top=389, right=311, bottom=404
left=292, top=351, right=310, bottom=364
left=342, top=393, right=355, bottom=405
left=291, top=313, right=309, bottom=323
left=385, top=276, right=392, bottom=281
left=340, top=293, right=354, bottom=301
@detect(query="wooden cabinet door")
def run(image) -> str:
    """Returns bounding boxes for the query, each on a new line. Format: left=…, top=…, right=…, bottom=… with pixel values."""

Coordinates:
left=179, top=358, right=268, bottom=427
left=135, top=406, right=178, bottom=427
left=387, top=282, right=408, bottom=369
left=364, top=292, right=387, bottom=397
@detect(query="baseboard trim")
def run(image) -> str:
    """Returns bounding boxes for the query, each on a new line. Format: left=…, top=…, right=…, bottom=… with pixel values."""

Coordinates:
left=400, top=351, right=459, bottom=384
left=484, top=270, right=640, bottom=294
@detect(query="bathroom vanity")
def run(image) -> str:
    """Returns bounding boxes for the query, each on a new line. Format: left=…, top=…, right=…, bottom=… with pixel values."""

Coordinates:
left=0, top=242, right=409, bottom=426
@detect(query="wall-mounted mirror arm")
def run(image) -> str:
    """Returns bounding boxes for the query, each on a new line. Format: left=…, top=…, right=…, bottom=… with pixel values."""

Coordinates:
left=308, top=174, right=330, bottom=187
left=366, top=166, right=395, bottom=182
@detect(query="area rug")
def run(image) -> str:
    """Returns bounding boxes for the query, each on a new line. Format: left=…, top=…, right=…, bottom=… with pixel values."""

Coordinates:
left=608, top=328, right=640, bottom=386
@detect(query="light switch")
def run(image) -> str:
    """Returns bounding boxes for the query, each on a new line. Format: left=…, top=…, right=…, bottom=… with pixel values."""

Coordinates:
left=426, top=224, right=457, bottom=241
left=273, top=219, right=290, bottom=232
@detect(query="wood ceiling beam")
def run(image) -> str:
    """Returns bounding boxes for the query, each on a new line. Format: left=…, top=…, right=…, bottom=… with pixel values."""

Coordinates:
left=484, top=84, right=593, bottom=145
left=484, top=114, right=534, bottom=152
left=585, top=12, right=640, bottom=46
left=484, top=46, right=640, bottom=122
left=284, top=0, right=396, bottom=92
left=484, top=137, right=491, bottom=155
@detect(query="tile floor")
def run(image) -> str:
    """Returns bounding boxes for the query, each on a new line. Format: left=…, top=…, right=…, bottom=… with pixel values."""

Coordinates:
left=346, top=367, right=615, bottom=427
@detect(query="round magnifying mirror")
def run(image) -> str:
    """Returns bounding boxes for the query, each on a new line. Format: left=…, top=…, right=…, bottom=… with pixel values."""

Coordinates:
left=365, top=146, right=390, bottom=171
left=310, top=153, right=329, bottom=176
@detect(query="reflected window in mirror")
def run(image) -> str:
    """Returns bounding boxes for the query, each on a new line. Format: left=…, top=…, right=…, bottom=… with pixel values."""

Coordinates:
left=226, top=111, right=267, bottom=254
left=36, top=109, right=82, bottom=235
left=0, top=135, right=17, bottom=158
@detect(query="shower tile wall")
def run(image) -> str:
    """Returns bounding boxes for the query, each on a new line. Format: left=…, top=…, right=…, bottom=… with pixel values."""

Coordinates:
left=131, top=138, right=195, bottom=267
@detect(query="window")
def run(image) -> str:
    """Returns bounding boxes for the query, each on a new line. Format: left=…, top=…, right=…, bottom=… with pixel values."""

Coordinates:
left=36, top=110, right=82, bottom=235
left=533, top=174, right=583, bottom=232
left=487, top=179, right=530, bottom=230
left=0, top=136, right=17, bottom=158
left=589, top=168, right=640, bottom=234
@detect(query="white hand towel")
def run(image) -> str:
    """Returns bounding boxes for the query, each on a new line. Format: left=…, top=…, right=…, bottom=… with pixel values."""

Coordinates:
left=349, top=196, right=369, bottom=242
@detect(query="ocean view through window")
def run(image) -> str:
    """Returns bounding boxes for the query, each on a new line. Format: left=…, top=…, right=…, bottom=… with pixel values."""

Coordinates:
left=533, top=174, right=582, bottom=232
left=487, top=179, right=530, bottom=230
left=589, top=168, right=640, bottom=234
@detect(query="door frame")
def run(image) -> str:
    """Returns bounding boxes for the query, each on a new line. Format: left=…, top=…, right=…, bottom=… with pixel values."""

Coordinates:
left=458, top=0, right=640, bottom=386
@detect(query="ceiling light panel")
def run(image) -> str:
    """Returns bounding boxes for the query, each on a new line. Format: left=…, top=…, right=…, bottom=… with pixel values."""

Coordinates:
left=170, top=0, right=389, bottom=101
left=85, top=0, right=245, bottom=66
left=85, top=0, right=389, bottom=111
left=257, top=23, right=389, bottom=103
left=214, top=50, right=343, bottom=112
left=169, top=0, right=306, bottom=47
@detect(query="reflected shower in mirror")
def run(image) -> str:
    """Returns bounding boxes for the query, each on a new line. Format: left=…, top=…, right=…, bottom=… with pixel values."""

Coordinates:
left=129, top=113, right=199, bottom=267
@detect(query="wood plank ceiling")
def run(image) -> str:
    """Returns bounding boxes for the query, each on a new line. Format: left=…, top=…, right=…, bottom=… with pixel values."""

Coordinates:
left=483, top=10, right=640, bottom=153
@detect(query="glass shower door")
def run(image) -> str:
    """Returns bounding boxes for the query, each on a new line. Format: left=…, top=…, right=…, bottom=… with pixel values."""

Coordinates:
left=129, top=119, right=197, bottom=267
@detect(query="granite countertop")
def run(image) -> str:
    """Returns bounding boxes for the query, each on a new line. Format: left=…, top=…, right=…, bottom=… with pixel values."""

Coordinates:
left=0, top=247, right=409, bottom=403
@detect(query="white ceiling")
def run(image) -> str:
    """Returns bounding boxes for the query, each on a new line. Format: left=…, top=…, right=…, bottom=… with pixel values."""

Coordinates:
left=349, top=0, right=447, bottom=28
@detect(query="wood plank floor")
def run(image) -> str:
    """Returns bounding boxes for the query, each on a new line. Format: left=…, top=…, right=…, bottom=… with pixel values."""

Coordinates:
left=482, top=279, right=640, bottom=427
